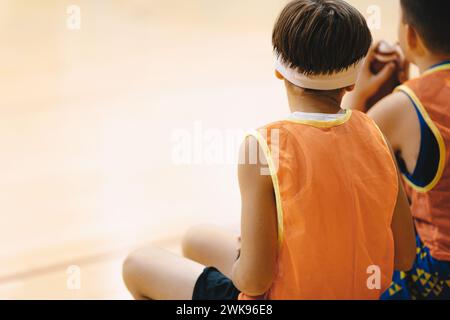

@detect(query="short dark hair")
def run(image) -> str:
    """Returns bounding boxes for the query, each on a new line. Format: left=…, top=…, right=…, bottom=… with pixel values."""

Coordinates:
left=400, top=0, right=450, bottom=55
left=272, top=0, right=372, bottom=76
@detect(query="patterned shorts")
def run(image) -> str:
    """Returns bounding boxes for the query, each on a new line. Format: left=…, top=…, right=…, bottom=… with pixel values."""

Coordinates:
left=381, top=235, right=450, bottom=300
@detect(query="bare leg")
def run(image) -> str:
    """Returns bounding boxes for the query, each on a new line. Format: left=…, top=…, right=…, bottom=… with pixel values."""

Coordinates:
left=182, top=225, right=240, bottom=279
left=122, top=246, right=204, bottom=300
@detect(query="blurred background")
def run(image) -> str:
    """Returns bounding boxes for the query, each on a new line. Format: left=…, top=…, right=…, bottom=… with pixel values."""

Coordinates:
left=0, top=0, right=400, bottom=299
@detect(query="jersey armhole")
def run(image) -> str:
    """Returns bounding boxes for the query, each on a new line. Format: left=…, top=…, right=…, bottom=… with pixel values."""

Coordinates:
left=394, top=85, right=446, bottom=193
left=245, top=130, right=284, bottom=250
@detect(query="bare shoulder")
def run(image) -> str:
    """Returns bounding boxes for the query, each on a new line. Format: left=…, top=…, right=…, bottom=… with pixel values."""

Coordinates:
left=368, top=91, right=413, bottom=126
left=238, top=135, right=273, bottom=190
left=238, top=135, right=260, bottom=169
left=367, top=91, right=419, bottom=150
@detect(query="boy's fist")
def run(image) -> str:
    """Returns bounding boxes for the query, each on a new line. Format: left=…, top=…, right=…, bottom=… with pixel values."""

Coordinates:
left=349, top=41, right=408, bottom=112
left=366, top=41, right=405, bottom=108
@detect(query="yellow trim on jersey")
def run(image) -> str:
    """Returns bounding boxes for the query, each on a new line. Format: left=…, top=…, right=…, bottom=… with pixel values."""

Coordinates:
left=371, top=121, right=400, bottom=199
left=395, top=85, right=447, bottom=193
left=423, top=62, right=450, bottom=76
left=286, top=109, right=352, bottom=128
left=372, top=121, right=399, bottom=170
left=246, top=131, right=284, bottom=250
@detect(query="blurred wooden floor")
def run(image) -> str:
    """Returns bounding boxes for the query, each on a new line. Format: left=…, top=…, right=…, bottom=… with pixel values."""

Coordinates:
left=0, top=0, right=399, bottom=299
left=0, top=238, right=180, bottom=300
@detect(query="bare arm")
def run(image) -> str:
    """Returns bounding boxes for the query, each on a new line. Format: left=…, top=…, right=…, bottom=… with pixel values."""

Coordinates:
left=367, top=92, right=419, bottom=151
left=231, top=136, right=278, bottom=296
left=368, top=93, right=418, bottom=271
left=385, top=139, right=416, bottom=271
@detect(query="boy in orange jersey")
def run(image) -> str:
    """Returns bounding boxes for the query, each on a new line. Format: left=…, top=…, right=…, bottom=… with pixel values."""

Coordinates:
left=122, top=0, right=416, bottom=300
left=346, top=0, right=450, bottom=300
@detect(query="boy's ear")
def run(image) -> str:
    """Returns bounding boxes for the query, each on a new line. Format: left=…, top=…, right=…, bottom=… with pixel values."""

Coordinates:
left=275, top=70, right=284, bottom=80
left=345, top=85, right=355, bottom=92
left=406, top=24, right=418, bottom=50
left=406, top=24, right=427, bottom=54
left=406, top=24, right=427, bottom=56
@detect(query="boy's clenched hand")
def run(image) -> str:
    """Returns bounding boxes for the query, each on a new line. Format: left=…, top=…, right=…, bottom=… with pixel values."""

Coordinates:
left=346, top=41, right=409, bottom=112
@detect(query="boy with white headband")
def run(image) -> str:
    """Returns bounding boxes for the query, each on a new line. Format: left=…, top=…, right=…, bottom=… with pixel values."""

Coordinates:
left=122, top=0, right=415, bottom=300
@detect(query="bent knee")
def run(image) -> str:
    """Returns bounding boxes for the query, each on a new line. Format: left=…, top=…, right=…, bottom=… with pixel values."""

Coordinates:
left=122, top=251, right=140, bottom=291
left=122, top=248, right=159, bottom=299
left=181, top=225, right=210, bottom=258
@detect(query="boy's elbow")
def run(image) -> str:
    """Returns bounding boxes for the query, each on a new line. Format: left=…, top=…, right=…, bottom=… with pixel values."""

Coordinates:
left=394, top=259, right=414, bottom=272
left=394, top=248, right=416, bottom=271
left=237, top=278, right=273, bottom=297
left=232, top=264, right=273, bottom=297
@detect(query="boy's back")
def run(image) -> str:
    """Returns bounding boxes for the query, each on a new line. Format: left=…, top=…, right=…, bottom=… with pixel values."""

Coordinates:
left=242, top=110, right=398, bottom=299
left=397, top=63, right=450, bottom=261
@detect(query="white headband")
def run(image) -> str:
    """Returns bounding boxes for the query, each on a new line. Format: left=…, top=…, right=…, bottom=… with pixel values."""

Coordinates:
left=275, top=55, right=365, bottom=90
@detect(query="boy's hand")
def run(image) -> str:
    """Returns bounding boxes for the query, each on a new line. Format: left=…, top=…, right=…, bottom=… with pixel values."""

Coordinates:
left=349, top=41, right=398, bottom=111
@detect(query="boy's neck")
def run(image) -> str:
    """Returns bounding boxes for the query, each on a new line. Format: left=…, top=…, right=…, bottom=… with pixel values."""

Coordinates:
left=415, top=54, right=450, bottom=74
left=286, top=88, right=343, bottom=114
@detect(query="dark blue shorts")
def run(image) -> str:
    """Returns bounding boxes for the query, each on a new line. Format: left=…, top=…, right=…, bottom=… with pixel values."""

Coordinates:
left=192, top=267, right=240, bottom=300
left=381, top=235, right=450, bottom=300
